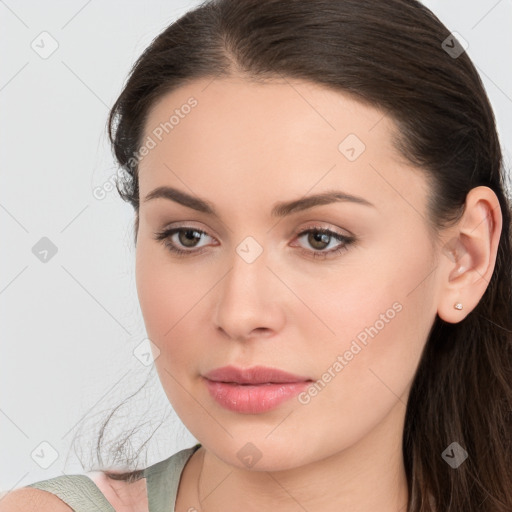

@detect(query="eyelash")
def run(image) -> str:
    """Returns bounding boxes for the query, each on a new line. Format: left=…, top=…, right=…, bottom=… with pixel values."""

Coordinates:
left=153, top=224, right=356, bottom=260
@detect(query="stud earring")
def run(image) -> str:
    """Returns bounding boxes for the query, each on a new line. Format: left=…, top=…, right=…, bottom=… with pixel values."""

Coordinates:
left=454, top=303, right=463, bottom=310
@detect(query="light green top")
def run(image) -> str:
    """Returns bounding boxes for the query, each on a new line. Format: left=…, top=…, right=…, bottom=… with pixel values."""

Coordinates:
left=26, top=443, right=201, bottom=512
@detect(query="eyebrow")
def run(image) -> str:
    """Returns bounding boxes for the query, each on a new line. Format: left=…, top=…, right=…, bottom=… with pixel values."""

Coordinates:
left=143, top=186, right=375, bottom=217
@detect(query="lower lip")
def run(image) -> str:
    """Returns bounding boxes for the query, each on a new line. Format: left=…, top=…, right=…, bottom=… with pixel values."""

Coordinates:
left=204, top=378, right=311, bottom=414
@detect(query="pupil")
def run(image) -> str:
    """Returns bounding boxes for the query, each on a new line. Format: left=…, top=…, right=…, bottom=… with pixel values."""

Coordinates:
left=310, top=232, right=329, bottom=249
left=180, top=229, right=200, bottom=247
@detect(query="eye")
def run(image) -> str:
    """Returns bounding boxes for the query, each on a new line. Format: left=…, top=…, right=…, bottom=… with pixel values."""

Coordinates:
left=153, top=226, right=215, bottom=257
left=153, top=224, right=356, bottom=260
left=292, top=226, right=355, bottom=260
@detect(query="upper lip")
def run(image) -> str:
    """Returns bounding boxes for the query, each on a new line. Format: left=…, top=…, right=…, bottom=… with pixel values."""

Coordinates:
left=203, top=365, right=312, bottom=384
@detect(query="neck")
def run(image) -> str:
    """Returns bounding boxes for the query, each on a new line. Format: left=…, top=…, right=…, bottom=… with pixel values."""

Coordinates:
left=194, top=399, right=409, bottom=512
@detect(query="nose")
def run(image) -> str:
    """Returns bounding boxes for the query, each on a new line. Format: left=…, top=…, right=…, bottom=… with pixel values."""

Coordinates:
left=213, top=243, right=286, bottom=342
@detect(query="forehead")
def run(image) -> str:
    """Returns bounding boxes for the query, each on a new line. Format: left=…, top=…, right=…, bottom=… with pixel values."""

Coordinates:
left=142, top=76, right=395, bottom=151
left=138, top=77, right=429, bottom=220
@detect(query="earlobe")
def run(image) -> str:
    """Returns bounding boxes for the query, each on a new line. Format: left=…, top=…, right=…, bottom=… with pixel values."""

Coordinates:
left=436, top=186, right=502, bottom=324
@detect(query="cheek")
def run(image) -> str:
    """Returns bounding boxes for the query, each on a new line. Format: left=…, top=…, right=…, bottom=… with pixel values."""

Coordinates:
left=309, top=237, right=437, bottom=405
left=135, top=239, right=202, bottom=341
left=135, top=239, right=220, bottom=390
left=135, top=253, right=168, bottom=343
left=135, top=243, right=202, bottom=408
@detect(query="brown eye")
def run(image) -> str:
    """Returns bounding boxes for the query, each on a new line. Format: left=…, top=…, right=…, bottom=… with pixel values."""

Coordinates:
left=293, top=227, right=356, bottom=260
left=178, top=229, right=203, bottom=248
left=307, top=231, right=331, bottom=250
left=154, top=227, right=214, bottom=257
left=154, top=225, right=355, bottom=260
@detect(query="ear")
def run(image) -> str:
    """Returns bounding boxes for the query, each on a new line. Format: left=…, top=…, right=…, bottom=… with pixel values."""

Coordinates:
left=437, top=186, right=502, bottom=323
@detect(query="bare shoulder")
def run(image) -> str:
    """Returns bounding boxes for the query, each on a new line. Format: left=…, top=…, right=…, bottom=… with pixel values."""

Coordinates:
left=87, top=471, right=149, bottom=512
left=0, top=472, right=147, bottom=512
left=0, top=487, right=74, bottom=511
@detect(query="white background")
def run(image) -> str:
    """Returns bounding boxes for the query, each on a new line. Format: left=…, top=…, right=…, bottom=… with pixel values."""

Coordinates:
left=1, top=0, right=511, bottom=490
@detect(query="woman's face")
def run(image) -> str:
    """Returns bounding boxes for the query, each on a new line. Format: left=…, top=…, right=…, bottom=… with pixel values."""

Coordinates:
left=135, top=76, right=442, bottom=470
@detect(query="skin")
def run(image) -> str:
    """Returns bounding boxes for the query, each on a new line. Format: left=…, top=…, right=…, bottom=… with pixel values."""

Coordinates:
left=133, top=76, right=502, bottom=512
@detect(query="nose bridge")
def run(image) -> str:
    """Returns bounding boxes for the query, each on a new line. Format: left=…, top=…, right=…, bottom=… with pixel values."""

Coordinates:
left=221, top=235, right=269, bottom=309
left=213, top=234, right=283, bottom=339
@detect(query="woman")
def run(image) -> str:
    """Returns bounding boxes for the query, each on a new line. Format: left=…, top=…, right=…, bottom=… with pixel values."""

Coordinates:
left=4, top=0, right=511, bottom=510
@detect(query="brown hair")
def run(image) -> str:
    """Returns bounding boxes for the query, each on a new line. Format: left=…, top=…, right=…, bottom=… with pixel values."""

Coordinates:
left=89, top=0, right=512, bottom=509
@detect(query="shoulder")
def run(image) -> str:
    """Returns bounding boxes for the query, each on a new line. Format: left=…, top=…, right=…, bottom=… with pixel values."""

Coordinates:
left=87, top=471, right=148, bottom=512
left=0, top=446, right=199, bottom=512
left=0, top=473, right=147, bottom=512
left=0, top=487, right=74, bottom=511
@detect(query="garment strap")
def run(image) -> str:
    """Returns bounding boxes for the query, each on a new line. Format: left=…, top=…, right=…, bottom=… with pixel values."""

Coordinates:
left=26, top=474, right=116, bottom=512
left=143, top=444, right=201, bottom=512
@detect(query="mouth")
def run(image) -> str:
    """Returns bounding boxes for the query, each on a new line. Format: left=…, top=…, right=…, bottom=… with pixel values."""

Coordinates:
left=202, top=365, right=313, bottom=414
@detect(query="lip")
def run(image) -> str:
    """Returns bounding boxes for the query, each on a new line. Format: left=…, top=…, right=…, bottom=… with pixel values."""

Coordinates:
left=203, top=365, right=313, bottom=414
left=203, top=365, right=311, bottom=384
